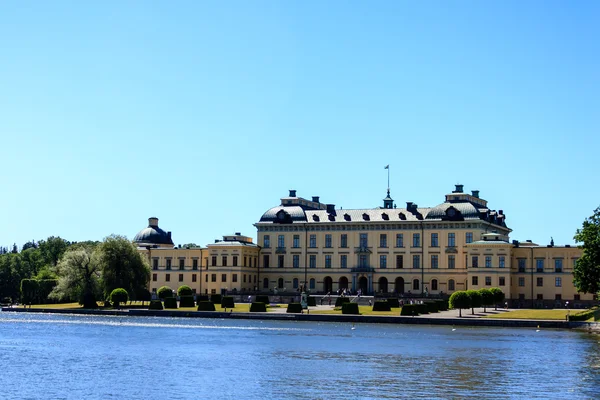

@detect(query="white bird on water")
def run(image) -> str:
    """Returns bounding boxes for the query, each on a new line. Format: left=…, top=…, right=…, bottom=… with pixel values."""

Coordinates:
left=351, top=323, right=356, bottom=330
left=536, top=325, right=541, bottom=332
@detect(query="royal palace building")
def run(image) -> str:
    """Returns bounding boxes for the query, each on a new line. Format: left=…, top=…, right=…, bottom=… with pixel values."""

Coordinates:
left=135, top=185, right=594, bottom=307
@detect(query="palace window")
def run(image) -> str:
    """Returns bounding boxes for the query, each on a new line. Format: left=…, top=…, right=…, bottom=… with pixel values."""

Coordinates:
left=431, top=233, right=438, bottom=247
left=380, top=255, right=387, bottom=269
left=537, top=277, right=543, bottom=287
left=485, top=256, right=492, bottom=268
left=263, top=235, right=270, bottom=248
left=340, top=255, right=347, bottom=268
left=499, top=256, right=505, bottom=268
left=310, top=278, right=315, bottom=290
left=499, top=277, right=505, bottom=286
left=466, top=232, right=473, bottom=244
left=293, top=278, right=299, bottom=289
left=166, top=259, right=172, bottom=270
left=222, top=256, right=227, bottom=267
left=293, top=235, right=300, bottom=248
left=431, top=255, right=438, bottom=269
left=412, top=233, right=420, bottom=247
left=309, top=235, right=317, bottom=248
left=380, top=234, right=387, bottom=248
left=211, top=256, right=217, bottom=267
left=192, top=259, right=198, bottom=270
left=448, top=255, right=455, bottom=269
left=341, top=234, right=348, bottom=248
left=233, top=256, right=238, bottom=267
left=472, top=276, right=478, bottom=286
left=263, top=255, right=270, bottom=268
left=179, top=259, right=185, bottom=270
left=263, top=278, right=269, bottom=289
left=278, top=235, right=285, bottom=248
left=325, top=255, right=332, bottom=268
left=472, top=256, right=478, bottom=268
left=153, top=259, right=158, bottom=270
left=396, top=255, right=403, bottom=269
left=152, top=273, right=157, bottom=282
left=179, top=274, right=184, bottom=282
left=309, top=255, right=316, bottom=268
left=431, top=279, right=438, bottom=291
left=278, top=255, right=284, bottom=268
left=192, top=274, right=197, bottom=283
left=555, top=277, right=562, bottom=287
left=412, top=255, right=420, bottom=269
left=232, top=274, right=238, bottom=283
left=448, top=233, right=455, bottom=247
left=448, top=279, right=455, bottom=291
left=222, top=274, right=227, bottom=282
left=518, top=258, right=526, bottom=272
left=413, top=279, right=420, bottom=291
left=360, top=233, right=368, bottom=248
left=293, top=255, right=299, bottom=268
left=166, top=274, right=170, bottom=282
left=555, top=259, right=563, bottom=273
left=396, top=234, right=404, bottom=248
left=325, top=234, right=332, bottom=248
left=518, top=277, right=525, bottom=287
left=359, top=254, right=368, bottom=267
left=485, top=276, right=491, bottom=286
left=278, top=278, right=284, bottom=289
left=536, top=259, right=544, bottom=273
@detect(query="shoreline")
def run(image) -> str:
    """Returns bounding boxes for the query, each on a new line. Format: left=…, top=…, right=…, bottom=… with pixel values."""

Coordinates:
left=3, top=306, right=598, bottom=331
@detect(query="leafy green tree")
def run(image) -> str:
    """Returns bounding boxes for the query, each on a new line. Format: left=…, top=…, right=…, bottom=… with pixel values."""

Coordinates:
left=0, top=254, right=23, bottom=302
left=177, top=285, right=193, bottom=297
left=478, top=288, right=494, bottom=313
left=110, top=288, right=129, bottom=308
left=157, top=286, right=173, bottom=300
left=39, top=236, right=70, bottom=267
left=96, top=235, right=150, bottom=300
left=22, top=241, right=38, bottom=251
left=490, top=287, right=505, bottom=310
left=49, top=247, right=100, bottom=308
left=449, top=291, right=471, bottom=317
left=467, top=290, right=482, bottom=315
left=574, top=207, right=600, bottom=294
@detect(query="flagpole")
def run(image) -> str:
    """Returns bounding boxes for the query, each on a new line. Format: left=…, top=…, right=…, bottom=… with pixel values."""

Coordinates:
left=387, top=166, right=390, bottom=192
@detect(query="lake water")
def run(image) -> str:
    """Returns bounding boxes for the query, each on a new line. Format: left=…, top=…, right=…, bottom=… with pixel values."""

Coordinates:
left=0, top=312, right=599, bottom=399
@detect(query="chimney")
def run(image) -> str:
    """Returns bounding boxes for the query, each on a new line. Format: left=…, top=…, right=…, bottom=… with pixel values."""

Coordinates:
left=406, top=202, right=413, bottom=210
left=326, top=204, right=335, bottom=213
left=453, top=184, right=464, bottom=193
left=312, top=196, right=320, bottom=203
left=472, top=190, right=479, bottom=198
left=499, top=210, right=503, bottom=215
left=289, top=189, right=297, bottom=197
left=167, top=232, right=172, bottom=240
left=148, top=217, right=159, bottom=227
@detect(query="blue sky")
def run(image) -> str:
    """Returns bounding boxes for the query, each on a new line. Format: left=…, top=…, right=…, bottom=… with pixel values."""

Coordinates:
left=1, top=1, right=598, bottom=249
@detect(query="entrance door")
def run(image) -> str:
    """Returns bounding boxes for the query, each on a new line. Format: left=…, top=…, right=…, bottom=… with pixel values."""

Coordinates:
left=395, top=277, right=405, bottom=294
left=339, top=276, right=349, bottom=290
left=358, top=276, right=368, bottom=294
left=378, top=277, right=388, bottom=293
left=323, top=276, right=333, bottom=293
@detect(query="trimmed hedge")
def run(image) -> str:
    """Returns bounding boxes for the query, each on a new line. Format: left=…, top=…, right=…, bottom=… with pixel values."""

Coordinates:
left=157, top=286, right=173, bottom=299
left=436, top=299, right=449, bottom=311
left=387, top=298, right=400, bottom=308
left=110, top=288, right=129, bottom=307
left=210, top=294, right=222, bottom=304
left=425, top=301, right=439, bottom=313
left=568, top=307, right=599, bottom=322
left=307, top=296, right=317, bottom=307
left=164, top=297, right=178, bottom=309
left=179, top=296, right=195, bottom=307
left=417, top=303, right=429, bottom=314
left=148, top=300, right=163, bottom=310
left=197, top=301, right=216, bottom=311
left=221, top=296, right=235, bottom=308
left=250, top=302, right=267, bottom=312
left=255, top=295, right=270, bottom=304
left=342, top=302, right=360, bottom=315
left=177, top=285, right=193, bottom=297
left=335, top=297, right=350, bottom=307
left=287, top=303, right=303, bottom=313
left=372, top=301, right=392, bottom=312
left=196, top=295, right=209, bottom=305
left=400, top=304, right=419, bottom=316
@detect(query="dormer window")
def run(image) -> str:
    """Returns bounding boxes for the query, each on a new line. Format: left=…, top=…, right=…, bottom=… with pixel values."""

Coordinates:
left=328, top=214, right=335, bottom=221
left=382, top=213, right=389, bottom=220
left=399, top=212, right=406, bottom=220
left=344, top=214, right=351, bottom=221
left=362, top=213, right=370, bottom=221
left=312, top=214, right=320, bottom=222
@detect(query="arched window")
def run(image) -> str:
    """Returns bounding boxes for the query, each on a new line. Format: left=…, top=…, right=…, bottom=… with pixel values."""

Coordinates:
left=278, top=278, right=284, bottom=289
left=263, top=277, right=269, bottom=289
left=293, top=278, right=299, bottom=289
left=413, top=279, right=420, bottom=291
left=309, top=278, right=316, bottom=290
left=448, top=279, right=455, bottom=291
left=431, top=279, right=438, bottom=291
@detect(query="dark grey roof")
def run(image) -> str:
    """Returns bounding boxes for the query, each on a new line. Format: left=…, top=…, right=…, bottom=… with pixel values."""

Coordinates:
left=259, top=206, right=308, bottom=223
left=133, top=225, right=174, bottom=246
left=469, top=240, right=510, bottom=245
left=425, top=202, right=481, bottom=221
left=301, top=208, right=430, bottom=223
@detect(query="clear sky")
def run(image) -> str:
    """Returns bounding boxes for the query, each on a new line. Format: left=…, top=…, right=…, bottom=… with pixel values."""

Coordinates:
left=1, top=1, right=599, bottom=250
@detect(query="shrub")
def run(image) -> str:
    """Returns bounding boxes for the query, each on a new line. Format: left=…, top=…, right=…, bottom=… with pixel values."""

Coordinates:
left=387, top=298, right=400, bottom=308
left=250, top=302, right=267, bottom=312
left=210, top=294, right=222, bottom=304
left=179, top=296, right=195, bottom=307
left=110, top=288, right=129, bottom=308
left=196, top=295, right=209, bottom=305
left=372, top=301, right=392, bottom=312
left=449, top=291, right=471, bottom=317
left=400, top=304, right=419, bottom=316
left=287, top=303, right=303, bottom=313
left=164, top=297, right=178, bottom=309
left=436, top=299, right=449, bottom=311
left=157, top=286, right=173, bottom=300
left=307, top=296, right=317, bottom=307
left=221, top=296, right=235, bottom=308
left=177, top=285, right=193, bottom=297
left=568, top=307, right=600, bottom=322
left=148, top=300, right=163, bottom=310
left=342, top=302, right=360, bottom=315
left=416, top=303, right=429, bottom=314
left=255, top=295, right=270, bottom=304
left=197, top=301, right=216, bottom=311
left=425, top=301, right=438, bottom=313
left=335, top=297, right=350, bottom=307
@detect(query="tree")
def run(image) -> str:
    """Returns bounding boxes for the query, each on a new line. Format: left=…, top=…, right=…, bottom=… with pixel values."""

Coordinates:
left=467, top=290, right=482, bottom=315
left=39, top=236, right=70, bottom=267
left=177, top=285, right=193, bottom=297
left=49, top=247, right=100, bottom=308
left=490, top=287, right=505, bottom=310
left=110, top=288, right=129, bottom=308
left=574, top=206, right=600, bottom=294
left=479, top=288, right=494, bottom=313
left=157, top=286, right=173, bottom=300
left=22, top=241, right=38, bottom=251
left=449, top=291, right=471, bottom=317
left=96, top=235, right=150, bottom=300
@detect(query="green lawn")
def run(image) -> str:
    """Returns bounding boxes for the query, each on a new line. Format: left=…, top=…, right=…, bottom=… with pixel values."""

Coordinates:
left=309, top=305, right=400, bottom=316
left=485, top=309, right=578, bottom=320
